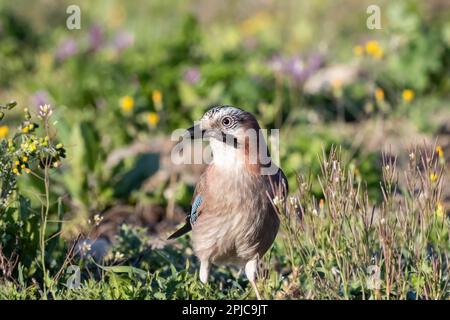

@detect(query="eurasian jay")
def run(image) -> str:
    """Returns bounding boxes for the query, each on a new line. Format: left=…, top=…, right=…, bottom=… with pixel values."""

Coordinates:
left=168, top=105, right=288, bottom=299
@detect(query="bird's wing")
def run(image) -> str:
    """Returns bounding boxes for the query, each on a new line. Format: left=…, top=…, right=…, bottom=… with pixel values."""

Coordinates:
left=167, top=171, right=207, bottom=240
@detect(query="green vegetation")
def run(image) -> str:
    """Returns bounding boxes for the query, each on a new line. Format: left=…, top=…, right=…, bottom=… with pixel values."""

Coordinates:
left=0, top=0, right=449, bottom=299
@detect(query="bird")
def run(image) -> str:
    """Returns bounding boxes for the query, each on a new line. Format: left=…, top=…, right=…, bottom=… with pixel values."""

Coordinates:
left=168, top=105, right=288, bottom=299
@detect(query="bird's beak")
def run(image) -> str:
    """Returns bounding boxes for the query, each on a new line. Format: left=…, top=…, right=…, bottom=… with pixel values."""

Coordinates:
left=186, top=125, right=221, bottom=141
left=184, top=124, right=205, bottom=140
left=184, top=123, right=238, bottom=148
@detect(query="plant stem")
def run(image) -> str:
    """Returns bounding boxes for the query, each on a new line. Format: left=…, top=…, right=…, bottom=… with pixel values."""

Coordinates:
left=40, top=117, right=52, bottom=299
left=40, top=162, right=50, bottom=299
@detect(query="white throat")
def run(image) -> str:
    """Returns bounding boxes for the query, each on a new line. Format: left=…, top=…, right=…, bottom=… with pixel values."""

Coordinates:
left=209, top=139, right=244, bottom=170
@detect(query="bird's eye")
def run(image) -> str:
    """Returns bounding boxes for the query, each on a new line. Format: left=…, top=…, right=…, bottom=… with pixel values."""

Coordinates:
left=221, top=116, right=232, bottom=127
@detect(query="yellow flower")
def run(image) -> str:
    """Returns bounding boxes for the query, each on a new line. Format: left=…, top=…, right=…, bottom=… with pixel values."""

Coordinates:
left=120, top=95, right=135, bottom=112
left=152, top=90, right=162, bottom=105
left=353, top=45, right=364, bottom=57
left=22, top=156, right=29, bottom=162
left=436, top=146, right=444, bottom=158
left=0, top=125, right=9, bottom=138
left=365, top=40, right=383, bottom=59
left=430, top=172, right=438, bottom=183
left=375, top=88, right=384, bottom=102
left=436, top=202, right=445, bottom=218
left=402, top=89, right=414, bottom=103
left=372, top=48, right=383, bottom=59
left=331, top=79, right=342, bottom=90
left=22, top=140, right=38, bottom=153
left=146, top=112, right=160, bottom=128
left=365, top=40, right=379, bottom=52
left=240, top=11, right=272, bottom=36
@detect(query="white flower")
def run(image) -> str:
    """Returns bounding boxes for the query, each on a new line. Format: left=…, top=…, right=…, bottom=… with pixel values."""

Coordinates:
left=38, top=104, right=53, bottom=119
left=289, top=196, right=299, bottom=209
left=93, top=214, right=103, bottom=226
left=80, top=241, right=92, bottom=255
left=273, top=195, right=284, bottom=207
left=114, top=251, right=124, bottom=260
left=331, top=267, right=341, bottom=276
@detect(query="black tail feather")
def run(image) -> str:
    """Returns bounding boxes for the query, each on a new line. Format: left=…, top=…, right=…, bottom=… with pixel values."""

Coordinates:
left=167, top=220, right=192, bottom=240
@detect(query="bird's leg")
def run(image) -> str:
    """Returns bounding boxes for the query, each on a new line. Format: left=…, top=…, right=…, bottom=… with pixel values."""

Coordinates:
left=199, top=260, right=210, bottom=284
left=245, top=259, right=261, bottom=300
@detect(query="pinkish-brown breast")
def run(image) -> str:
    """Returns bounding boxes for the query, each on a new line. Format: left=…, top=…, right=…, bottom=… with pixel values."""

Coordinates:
left=191, top=165, right=285, bottom=267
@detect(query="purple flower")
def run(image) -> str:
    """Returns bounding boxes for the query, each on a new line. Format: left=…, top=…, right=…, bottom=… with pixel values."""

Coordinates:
left=112, top=30, right=134, bottom=52
left=268, top=53, right=325, bottom=83
left=88, top=24, right=104, bottom=52
left=55, top=38, right=78, bottom=61
left=30, top=90, right=52, bottom=109
left=286, top=56, right=309, bottom=82
left=307, top=54, right=324, bottom=74
left=184, top=67, right=201, bottom=84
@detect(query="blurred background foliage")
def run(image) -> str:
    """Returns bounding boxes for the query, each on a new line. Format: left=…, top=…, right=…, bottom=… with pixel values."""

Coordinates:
left=0, top=0, right=449, bottom=297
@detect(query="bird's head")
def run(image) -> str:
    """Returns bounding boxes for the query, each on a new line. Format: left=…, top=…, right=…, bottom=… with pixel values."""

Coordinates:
left=184, top=105, right=271, bottom=171
left=186, top=105, right=260, bottom=146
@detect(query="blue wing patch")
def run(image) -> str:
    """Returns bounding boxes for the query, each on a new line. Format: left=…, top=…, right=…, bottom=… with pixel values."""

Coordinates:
left=190, top=195, right=203, bottom=225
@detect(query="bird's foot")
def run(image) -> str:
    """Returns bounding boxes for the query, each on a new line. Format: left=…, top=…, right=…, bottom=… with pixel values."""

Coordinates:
left=199, top=260, right=210, bottom=284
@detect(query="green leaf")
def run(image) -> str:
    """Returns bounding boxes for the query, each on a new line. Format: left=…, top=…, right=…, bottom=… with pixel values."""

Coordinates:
left=153, top=292, right=166, bottom=300
left=79, top=121, right=100, bottom=171
left=94, top=263, right=147, bottom=278
left=18, top=263, right=25, bottom=287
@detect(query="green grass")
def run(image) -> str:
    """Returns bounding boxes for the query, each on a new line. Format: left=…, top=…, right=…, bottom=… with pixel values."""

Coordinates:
left=1, top=147, right=447, bottom=300
left=0, top=0, right=449, bottom=300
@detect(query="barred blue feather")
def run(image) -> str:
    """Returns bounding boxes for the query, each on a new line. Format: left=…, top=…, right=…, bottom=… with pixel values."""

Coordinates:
left=167, top=194, right=203, bottom=240
left=190, top=195, right=203, bottom=225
